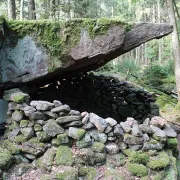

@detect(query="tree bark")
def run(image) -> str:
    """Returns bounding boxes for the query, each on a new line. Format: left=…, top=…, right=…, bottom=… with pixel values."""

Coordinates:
left=20, top=0, right=24, bottom=20
left=28, top=0, right=36, bottom=20
left=167, top=0, right=180, bottom=102
left=8, top=0, right=16, bottom=20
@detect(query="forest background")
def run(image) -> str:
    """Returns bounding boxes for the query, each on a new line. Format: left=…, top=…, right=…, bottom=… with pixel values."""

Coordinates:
left=0, top=0, right=179, bottom=118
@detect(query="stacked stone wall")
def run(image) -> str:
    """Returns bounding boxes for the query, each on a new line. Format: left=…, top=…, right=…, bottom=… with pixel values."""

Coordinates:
left=0, top=91, right=178, bottom=179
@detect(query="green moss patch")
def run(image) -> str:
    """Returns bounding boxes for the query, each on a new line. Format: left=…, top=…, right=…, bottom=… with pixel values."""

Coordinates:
left=128, top=163, right=148, bottom=177
left=104, top=169, right=124, bottom=180
left=14, top=135, right=27, bottom=144
left=166, top=138, right=178, bottom=150
left=79, top=166, right=97, bottom=179
left=92, top=142, right=105, bottom=153
left=0, top=147, right=12, bottom=170
left=2, top=140, right=21, bottom=155
left=55, top=146, right=74, bottom=166
left=55, top=167, right=78, bottom=180
left=147, top=151, right=170, bottom=170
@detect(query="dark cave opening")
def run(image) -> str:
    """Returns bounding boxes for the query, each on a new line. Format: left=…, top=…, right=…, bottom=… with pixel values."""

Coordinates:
left=31, top=73, right=159, bottom=123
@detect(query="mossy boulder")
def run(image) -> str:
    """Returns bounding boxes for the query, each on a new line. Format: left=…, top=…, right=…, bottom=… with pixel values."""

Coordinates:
left=0, top=147, right=12, bottom=170
left=55, top=167, right=78, bottom=180
left=92, top=142, right=105, bottom=153
left=147, top=151, right=170, bottom=170
left=34, top=124, right=43, bottom=131
left=20, top=120, right=29, bottom=128
left=128, top=163, right=148, bottom=177
left=68, top=127, right=86, bottom=140
left=36, top=131, right=51, bottom=142
left=10, top=92, right=29, bottom=103
left=125, top=150, right=149, bottom=165
left=166, top=138, right=178, bottom=150
left=37, top=147, right=56, bottom=171
left=55, top=146, right=74, bottom=166
left=79, top=166, right=97, bottom=179
left=106, top=153, right=126, bottom=167
left=2, top=140, right=21, bottom=155
left=57, top=133, right=69, bottom=144
left=51, top=138, right=60, bottom=146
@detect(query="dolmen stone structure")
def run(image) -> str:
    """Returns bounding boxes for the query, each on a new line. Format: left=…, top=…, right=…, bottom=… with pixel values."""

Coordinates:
left=0, top=91, right=178, bottom=179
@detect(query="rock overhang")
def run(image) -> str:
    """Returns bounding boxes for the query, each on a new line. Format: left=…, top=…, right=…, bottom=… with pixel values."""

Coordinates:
left=0, top=17, right=173, bottom=89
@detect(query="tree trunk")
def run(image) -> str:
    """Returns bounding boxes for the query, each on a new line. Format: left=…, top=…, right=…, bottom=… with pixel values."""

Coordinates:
left=8, top=0, right=16, bottom=20
left=20, top=0, right=24, bottom=20
left=167, top=0, right=180, bottom=102
left=28, top=0, right=36, bottom=20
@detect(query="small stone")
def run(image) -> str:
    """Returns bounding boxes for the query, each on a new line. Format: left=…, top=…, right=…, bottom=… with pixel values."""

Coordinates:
left=68, top=127, right=86, bottom=140
left=108, top=132, right=114, bottom=137
left=8, top=128, right=20, bottom=140
left=105, top=143, right=119, bottom=155
left=163, top=126, right=177, bottom=137
left=114, top=125, right=124, bottom=136
left=126, top=117, right=135, bottom=127
left=76, top=138, right=91, bottom=149
left=37, top=147, right=56, bottom=171
left=142, top=140, right=163, bottom=151
left=68, top=110, right=80, bottom=116
left=84, top=133, right=91, bottom=143
left=51, top=104, right=70, bottom=113
left=64, top=121, right=82, bottom=127
left=108, top=137, right=116, bottom=141
left=57, top=133, right=69, bottom=144
left=129, top=145, right=142, bottom=151
left=16, top=102, right=28, bottom=111
left=118, top=142, right=127, bottom=150
left=24, top=106, right=36, bottom=117
left=120, top=122, right=131, bottom=133
left=150, top=125, right=166, bottom=138
left=36, top=131, right=51, bottom=142
left=21, top=127, right=34, bottom=139
left=131, top=122, right=142, bottom=137
left=105, top=117, right=117, bottom=127
left=89, top=113, right=108, bottom=132
left=12, top=110, right=23, bottom=121
left=43, top=120, right=64, bottom=137
left=34, top=124, right=42, bottom=131
left=128, top=163, right=148, bottom=177
left=98, top=133, right=108, bottom=143
left=20, top=120, right=29, bottom=128
left=82, top=113, right=89, bottom=124
left=123, top=134, right=143, bottom=145
left=44, top=111, right=58, bottom=118
left=56, top=116, right=82, bottom=124
left=24, top=154, right=36, bottom=160
left=51, top=138, right=60, bottom=146
left=55, top=146, right=73, bottom=166
left=92, top=142, right=105, bottom=153
left=59, top=112, right=67, bottom=116
left=81, top=111, right=88, bottom=117
left=8, top=102, right=17, bottom=111
left=30, top=111, right=47, bottom=121
left=53, top=100, right=62, bottom=107
left=150, top=116, right=166, bottom=128
left=143, top=134, right=150, bottom=142
left=30, top=101, right=54, bottom=111
left=105, top=126, right=113, bottom=134
left=139, top=124, right=152, bottom=134
left=10, top=92, right=29, bottom=103
left=82, top=122, right=94, bottom=129
left=36, top=120, right=46, bottom=125
left=143, top=118, right=150, bottom=126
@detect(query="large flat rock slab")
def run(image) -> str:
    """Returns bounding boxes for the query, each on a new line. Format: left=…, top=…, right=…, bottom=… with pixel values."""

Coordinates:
left=0, top=18, right=173, bottom=89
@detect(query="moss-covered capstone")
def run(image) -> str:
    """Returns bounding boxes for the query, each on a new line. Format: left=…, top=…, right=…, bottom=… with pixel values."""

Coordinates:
left=55, top=145, right=74, bottom=166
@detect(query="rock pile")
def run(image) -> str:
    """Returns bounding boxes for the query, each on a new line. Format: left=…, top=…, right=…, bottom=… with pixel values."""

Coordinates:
left=0, top=91, right=178, bottom=179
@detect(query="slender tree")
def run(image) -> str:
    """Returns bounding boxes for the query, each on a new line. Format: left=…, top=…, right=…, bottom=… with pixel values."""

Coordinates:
left=28, top=0, right=36, bottom=20
left=20, top=0, right=24, bottom=20
left=8, top=0, right=16, bottom=19
left=167, top=0, right=180, bottom=102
